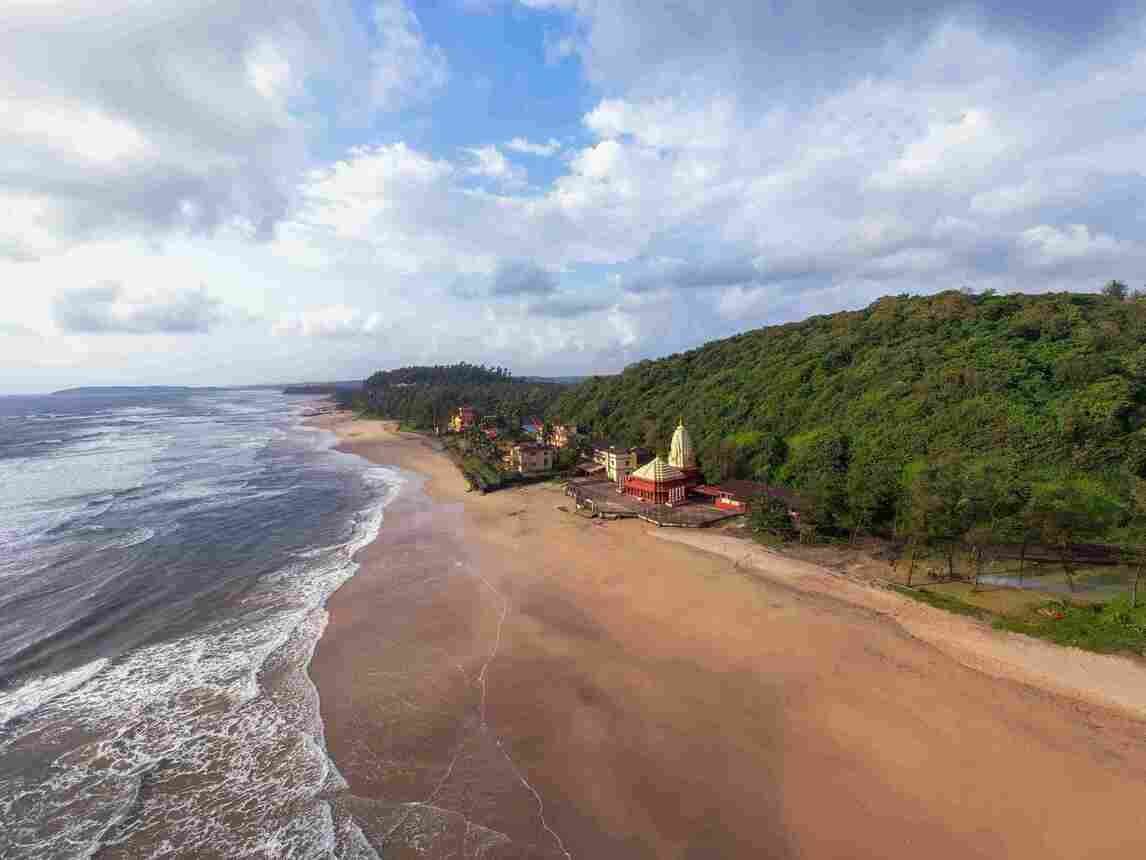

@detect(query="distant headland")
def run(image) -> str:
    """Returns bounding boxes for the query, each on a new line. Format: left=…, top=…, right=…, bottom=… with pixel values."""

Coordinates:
left=50, top=385, right=207, bottom=396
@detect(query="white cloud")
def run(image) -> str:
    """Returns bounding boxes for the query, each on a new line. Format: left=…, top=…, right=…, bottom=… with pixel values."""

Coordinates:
left=464, top=145, right=527, bottom=186
left=6, top=1, right=1146, bottom=391
left=263, top=12, right=1146, bottom=348
left=870, top=107, right=1018, bottom=191
left=618, top=257, right=764, bottom=293
left=275, top=142, right=472, bottom=273
left=0, top=193, right=72, bottom=261
left=584, top=97, right=740, bottom=151
left=0, top=1, right=451, bottom=260
left=525, top=294, right=613, bottom=318
left=245, top=38, right=298, bottom=115
left=52, top=284, right=227, bottom=334
left=506, top=137, right=562, bottom=156
left=970, top=178, right=1060, bottom=217
left=0, top=97, right=153, bottom=166
left=262, top=8, right=1146, bottom=370
left=861, top=247, right=953, bottom=277
left=713, top=285, right=759, bottom=319
left=489, top=259, right=558, bottom=295
left=272, top=306, right=384, bottom=338
left=1018, top=224, right=1127, bottom=268
left=370, top=0, right=449, bottom=111
left=0, top=321, right=40, bottom=338
left=0, top=1, right=349, bottom=256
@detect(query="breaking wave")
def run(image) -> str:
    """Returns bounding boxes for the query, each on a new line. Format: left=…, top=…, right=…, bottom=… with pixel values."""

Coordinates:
left=0, top=390, right=401, bottom=858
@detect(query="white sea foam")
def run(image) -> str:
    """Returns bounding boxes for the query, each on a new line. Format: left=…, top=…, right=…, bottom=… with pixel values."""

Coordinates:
left=6, top=437, right=65, bottom=447
left=105, top=526, right=156, bottom=550
left=1, top=526, right=394, bottom=857
left=0, top=396, right=404, bottom=859
left=0, top=657, right=111, bottom=727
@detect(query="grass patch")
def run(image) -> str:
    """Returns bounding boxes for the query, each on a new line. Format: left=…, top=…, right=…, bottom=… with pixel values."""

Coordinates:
left=892, top=585, right=1146, bottom=657
left=993, top=596, right=1146, bottom=656
left=889, top=584, right=989, bottom=620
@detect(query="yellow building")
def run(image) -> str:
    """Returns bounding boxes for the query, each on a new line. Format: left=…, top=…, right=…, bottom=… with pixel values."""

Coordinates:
left=449, top=406, right=476, bottom=433
left=551, top=424, right=578, bottom=449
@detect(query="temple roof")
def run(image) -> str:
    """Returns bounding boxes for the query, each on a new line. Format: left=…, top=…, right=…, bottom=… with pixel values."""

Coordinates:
left=629, top=456, right=686, bottom=483
left=668, top=419, right=696, bottom=469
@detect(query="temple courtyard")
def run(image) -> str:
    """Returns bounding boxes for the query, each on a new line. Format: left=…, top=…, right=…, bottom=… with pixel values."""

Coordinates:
left=564, top=477, right=742, bottom=527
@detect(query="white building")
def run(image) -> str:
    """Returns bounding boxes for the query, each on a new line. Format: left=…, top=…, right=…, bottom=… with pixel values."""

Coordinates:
left=592, top=444, right=638, bottom=482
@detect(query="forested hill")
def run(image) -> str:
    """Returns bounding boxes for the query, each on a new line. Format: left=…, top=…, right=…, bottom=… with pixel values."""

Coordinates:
left=549, top=289, right=1146, bottom=539
left=356, top=362, right=566, bottom=429
left=365, top=362, right=513, bottom=387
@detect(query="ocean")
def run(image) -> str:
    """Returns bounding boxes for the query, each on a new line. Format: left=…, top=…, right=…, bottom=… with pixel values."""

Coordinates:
left=0, top=389, right=401, bottom=858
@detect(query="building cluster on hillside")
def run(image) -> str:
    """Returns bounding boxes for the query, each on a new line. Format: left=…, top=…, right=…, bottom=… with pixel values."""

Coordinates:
left=446, top=406, right=577, bottom=476
left=447, top=405, right=796, bottom=515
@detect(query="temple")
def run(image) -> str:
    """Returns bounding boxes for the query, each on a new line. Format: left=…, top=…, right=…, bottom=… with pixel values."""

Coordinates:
left=622, top=419, right=702, bottom=506
left=566, top=417, right=801, bottom=526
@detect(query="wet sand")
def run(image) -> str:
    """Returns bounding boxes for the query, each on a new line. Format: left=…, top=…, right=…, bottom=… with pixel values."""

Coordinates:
left=311, top=415, right=1146, bottom=859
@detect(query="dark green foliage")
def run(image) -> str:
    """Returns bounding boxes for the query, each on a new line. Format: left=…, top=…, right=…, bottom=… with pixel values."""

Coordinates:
left=1024, top=478, right=1123, bottom=549
left=443, top=430, right=505, bottom=491
left=554, top=445, right=581, bottom=471
left=845, top=440, right=901, bottom=535
left=366, top=362, right=512, bottom=386
left=549, top=289, right=1146, bottom=543
left=460, top=454, right=503, bottom=490
left=699, top=430, right=785, bottom=483
left=1111, top=478, right=1146, bottom=607
left=748, top=494, right=795, bottom=535
left=779, top=427, right=849, bottom=528
left=1021, top=478, right=1122, bottom=586
left=357, top=363, right=566, bottom=431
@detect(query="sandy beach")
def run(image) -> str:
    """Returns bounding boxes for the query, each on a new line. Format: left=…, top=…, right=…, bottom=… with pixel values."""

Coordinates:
left=311, top=414, right=1146, bottom=859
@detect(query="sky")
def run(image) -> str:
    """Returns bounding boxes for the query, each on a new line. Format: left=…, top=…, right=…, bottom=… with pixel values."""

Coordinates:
left=2, top=0, right=1144, bottom=393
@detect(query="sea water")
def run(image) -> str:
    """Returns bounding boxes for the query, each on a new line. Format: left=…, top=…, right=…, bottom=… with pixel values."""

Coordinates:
left=0, top=389, right=399, bottom=858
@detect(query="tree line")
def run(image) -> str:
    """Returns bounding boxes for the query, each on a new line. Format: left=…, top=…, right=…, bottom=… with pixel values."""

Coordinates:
left=365, top=361, right=514, bottom=387
left=549, top=286, right=1146, bottom=599
left=352, top=363, right=566, bottom=432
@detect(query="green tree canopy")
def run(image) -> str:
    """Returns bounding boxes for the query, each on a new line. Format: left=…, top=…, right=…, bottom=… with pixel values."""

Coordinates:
left=549, top=289, right=1146, bottom=544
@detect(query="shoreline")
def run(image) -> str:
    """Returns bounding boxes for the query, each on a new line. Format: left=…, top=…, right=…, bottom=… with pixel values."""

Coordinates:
left=651, top=529, right=1146, bottom=719
left=311, top=412, right=1146, bottom=859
